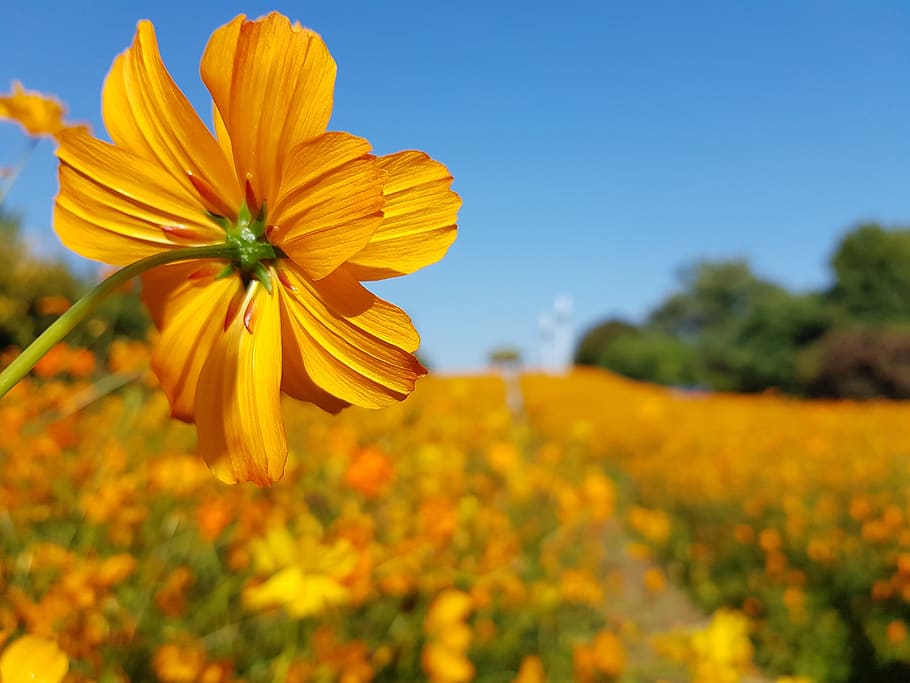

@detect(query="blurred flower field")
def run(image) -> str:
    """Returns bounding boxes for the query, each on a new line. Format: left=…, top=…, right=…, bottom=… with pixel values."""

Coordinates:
left=3, top=347, right=910, bottom=682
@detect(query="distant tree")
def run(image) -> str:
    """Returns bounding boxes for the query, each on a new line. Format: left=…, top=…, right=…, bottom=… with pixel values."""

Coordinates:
left=598, top=329, right=698, bottom=387
left=489, top=346, right=522, bottom=366
left=803, top=326, right=910, bottom=399
left=700, top=291, right=833, bottom=393
left=829, top=223, right=910, bottom=322
left=574, top=318, right=636, bottom=366
left=648, top=260, right=784, bottom=340
left=0, top=211, right=83, bottom=349
left=0, top=210, right=150, bottom=356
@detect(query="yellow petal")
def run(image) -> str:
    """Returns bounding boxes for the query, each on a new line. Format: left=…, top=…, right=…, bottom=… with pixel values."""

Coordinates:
left=243, top=566, right=305, bottom=611
left=141, top=261, right=243, bottom=421
left=195, top=280, right=287, bottom=485
left=280, top=352, right=350, bottom=414
left=347, top=151, right=461, bottom=280
left=55, top=129, right=222, bottom=264
left=271, top=133, right=384, bottom=280
left=0, top=80, right=67, bottom=138
left=102, top=21, right=239, bottom=216
left=0, top=635, right=68, bottom=683
left=277, top=262, right=426, bottom=409
left=201, top=13, right=336, bottom=207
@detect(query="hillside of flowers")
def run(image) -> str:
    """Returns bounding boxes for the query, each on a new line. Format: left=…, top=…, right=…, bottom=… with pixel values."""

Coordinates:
left=524, top=370, right=910, bottom=682
left=5, top=346, right=910, bottom=681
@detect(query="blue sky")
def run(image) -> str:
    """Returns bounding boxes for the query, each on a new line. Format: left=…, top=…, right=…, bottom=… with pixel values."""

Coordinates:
left=2, top=1, right=910, bottom=369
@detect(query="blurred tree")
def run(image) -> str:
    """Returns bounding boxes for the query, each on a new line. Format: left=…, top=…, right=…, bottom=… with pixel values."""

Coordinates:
left=699, top=290, right=833, bottom=393
left=648, top=260, right=783, bottom=340
left=829, top=223, right=910, bottom=322
left=574, top=318, right=636, bottom=366
left=598, top=329, right=698, bottom=386
left=802, top=325, right=910, bottom=399
left=0, top=210, right=149, bottom=359
left=489, top=346, right=522, bottom=366
left=0, top=210, right=83, bottom=349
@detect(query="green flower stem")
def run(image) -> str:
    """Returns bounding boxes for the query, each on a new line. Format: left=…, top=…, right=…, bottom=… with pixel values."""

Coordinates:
left=0, top=243, right=240, bottom=399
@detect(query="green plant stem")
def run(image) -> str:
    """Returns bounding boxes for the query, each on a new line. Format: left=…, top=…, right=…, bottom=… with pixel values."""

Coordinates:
left=0, top=243, right=239, bottom=398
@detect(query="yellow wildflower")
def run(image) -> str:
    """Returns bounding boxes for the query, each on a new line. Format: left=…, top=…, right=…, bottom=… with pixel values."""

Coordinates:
left=0, top=635, right=68, bottom=683
left=242, top=524, right=358, bottom=618
left=422, top=589, right=474, bottom=683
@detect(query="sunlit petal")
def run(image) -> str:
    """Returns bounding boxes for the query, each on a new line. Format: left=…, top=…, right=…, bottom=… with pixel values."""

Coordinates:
left=201, top=13, right=336, bottom=206
left=277, top=262, right=426, bottom=408
left=55, top=129, right=223, bottom=264
left=196, top=280, right=286, bottom=485
left=270, top=132, right=384, bottom=279
left=348, top=151, right=460, bottom=280
left=141, top=261, right=243, bottom=421
left=102, top=21, right=239, bottom=216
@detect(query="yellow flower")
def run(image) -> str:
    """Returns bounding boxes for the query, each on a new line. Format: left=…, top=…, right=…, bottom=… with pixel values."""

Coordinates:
left=53, top=13, right=460, bottom=484
left=0, top=81, right=76, bottom=138
left=0, top=635, right=68, bottom=683
left=422, top=589, right=474, bottom=683
left=242, top=525, right=358, bottom=618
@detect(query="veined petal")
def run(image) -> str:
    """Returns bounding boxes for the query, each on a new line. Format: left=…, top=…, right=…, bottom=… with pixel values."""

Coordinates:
left=201, top=13, right=336, bottom=207
left=141, top=261, right=243, bottom=421
left=271, top=134, right=384, bottom=280
left=347, top=152, right=460, bottom=280
left=196, top=280, right=287, bottom=485
left=280, top=345, right=350, bottom=414
left=103, top=21, right=239, bottom=216
left=276, top=262, right=426, bottom=409
left=347, top=151, right=460, bottom=280
left=55, top=129, right=223, bottom=264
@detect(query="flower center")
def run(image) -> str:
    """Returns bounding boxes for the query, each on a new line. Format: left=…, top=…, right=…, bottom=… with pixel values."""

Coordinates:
left=211, top=201, right=277, bottom=292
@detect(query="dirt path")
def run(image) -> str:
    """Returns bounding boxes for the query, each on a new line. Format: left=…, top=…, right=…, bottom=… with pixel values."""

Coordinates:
left=599, top=518, right=772, bottom=683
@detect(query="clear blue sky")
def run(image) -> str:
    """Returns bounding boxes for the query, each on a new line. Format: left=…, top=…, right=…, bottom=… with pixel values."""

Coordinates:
left=2, top=1, right=910, bottom=369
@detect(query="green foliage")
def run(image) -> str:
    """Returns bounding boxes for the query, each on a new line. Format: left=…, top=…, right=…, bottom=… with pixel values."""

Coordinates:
left=0, top=211, right=83, bottom=348
left=598, top=329, right=698, bottom=386
left=829, top=223, right=910, bottom=322
left=574, top=318, right=636, bottom=366
left=648, top=259, right=785, bottom=341
left=0, top=210, right=150, bottom=357
left=489, top=346, right=522, bottom=365
left=699, top=290, right=833, bottom=393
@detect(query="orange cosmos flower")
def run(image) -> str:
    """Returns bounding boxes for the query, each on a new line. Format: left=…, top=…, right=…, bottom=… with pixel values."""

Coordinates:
left=0, top=81, right=84, bottom=139
left=54, top=14, right=460, bottom=484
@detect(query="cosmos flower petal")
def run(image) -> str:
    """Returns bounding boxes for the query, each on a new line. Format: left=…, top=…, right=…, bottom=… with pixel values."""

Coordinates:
left=280, top=345, right=350, bottom=414
left=201, top=13, right=336, bottom=206
left=141, top=261, right=243, bottom=422
left=102, top=21, right=239, bottom=215
left=55, top=129, right=224, bottom=264
left=347, top=151, right=461, bottom=280
left=271, top=133, right=384, bottom=280
left=0, top=80, right=69, bottom=138
left=276, top=262, right=426, bottom=408
left=196, top=281, right=287, bottom=485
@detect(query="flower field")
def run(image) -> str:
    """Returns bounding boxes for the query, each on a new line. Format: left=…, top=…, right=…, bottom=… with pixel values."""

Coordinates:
left=3, top=351, right=910, bottom=682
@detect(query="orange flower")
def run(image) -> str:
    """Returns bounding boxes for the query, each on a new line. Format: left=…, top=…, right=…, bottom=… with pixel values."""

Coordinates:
left=343, top=445, right=395, bottom=498
left=0, top=81, right=70, bottom=138
left=54, top=14, right=460, bottom=484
